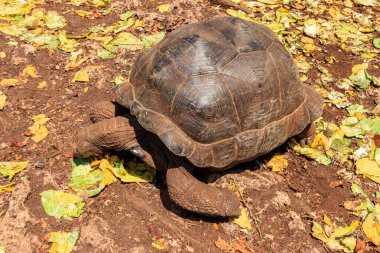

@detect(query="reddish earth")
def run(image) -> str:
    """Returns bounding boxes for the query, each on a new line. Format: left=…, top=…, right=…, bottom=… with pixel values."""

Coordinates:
left=0, top=0, right=379, bottom=252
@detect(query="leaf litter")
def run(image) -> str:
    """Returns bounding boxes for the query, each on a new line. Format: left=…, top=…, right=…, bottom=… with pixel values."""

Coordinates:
left=0, top=0, right=379, bottom=251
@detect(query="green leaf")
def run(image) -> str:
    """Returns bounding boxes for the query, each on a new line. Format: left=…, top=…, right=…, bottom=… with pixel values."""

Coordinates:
left=114, top=75, right=126, bottom=85
left=112, top=32, right=143, bottom=49
left=345, top=103, right=368, bottom=116
left=69, top=158, right=103, bottom=197
left=119, top=10, right=135, bottom=21
left=40, top=190, right=85, bottom=219
left=141, top=32, right=165, bottom=48
left=349, top=69, right=373, bottom=89
left=44, top=11, right=66, bottom=29
left=0, top=161, right=29, bottom=180
left=48, top=231, right=79, bottom=253
left=97, top=49, right=115, bottom=59
left=374, top=38, right=380, bottom=49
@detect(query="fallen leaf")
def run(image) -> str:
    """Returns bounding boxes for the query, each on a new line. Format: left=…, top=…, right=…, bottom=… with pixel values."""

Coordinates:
left=226, top=9, right=254, bottom=22
left=48, top=231, right=79, bottom=253
left=0, top=78, right=19, bottom=87
left=355, top=238, right=366, bottom=253
left=119, top=10, right=135, bottom=21
left=113, top=75, right=126, bottom=85
left=0, top=161, right=29, bottom=180
left=0, top=182, right=15, bottom=193
left=374, top=38, right=380, bottom=49
left=22, top=65, right=39, bottom=78
left=356, top=158, right=380, bottom=184
left=233, top=208, right=252, bottom=230
left=311, top=221, right=357, bottom=252
left=304, top=19, right=318, bottom=38
left=349, top=64, right=373, bottom=89
left=45, top=11, right=66, bottom=29
left=0, top=91, right=6, bottom=110
left=70, top=156, right=155, bottom=197
left=266, top=154, right=288, bottom=173
left=215, top=237, right=253, bottom=253
left=141, top=32, right=165, bottom=48
left=152, top=238, right=169, bottom=251
left=330, top=180, right=343, bottom=188
left=28, top=114, right=49, bottom=143
left=37, top=81, right=47, bottom=89
left=71, top=69, right=89, bottom=83
left=157, top=4, right=172, bottom=13
left=362, top=213, right=380, bottom=246
left=40, top=190, right=85, bottom=219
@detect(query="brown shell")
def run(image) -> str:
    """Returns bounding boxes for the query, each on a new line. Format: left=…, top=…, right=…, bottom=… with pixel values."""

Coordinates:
left=115, top=17, right=323, bottom=169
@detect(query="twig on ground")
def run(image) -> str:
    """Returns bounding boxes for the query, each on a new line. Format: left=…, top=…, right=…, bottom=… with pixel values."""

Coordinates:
left=231, top=178, right=262, bottom=238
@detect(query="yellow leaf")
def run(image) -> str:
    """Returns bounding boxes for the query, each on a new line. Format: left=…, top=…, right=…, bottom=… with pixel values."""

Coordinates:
left=362, top=213, right=380, bottom=246
left=311, top=222, right=355, bottom=252
left=324, top=214, right=333, bottom=226
left=33, top=114, right=50, bottom=126
left=330, top=220, right=360, bottom=238
left=304, top=43, right=316, bottom=51
left=328, top=6, right=344, bottom=20
left=37, top=81, right=47, bottom=89
left=71, top=69, right=89, bottom=83
left=233, top=208, right=252, bottom=230
left=226, top=9, right=254, bottom=22
left=0, top=51, right=5, bottom=58
left=304, top=19, right=318, bottom=38
left=152, top=238, right=168, bottom=250
left=352, top=63, right=368, bottom=75
left=32, top=125, right=48, bottom=143
left=0, top=91, right=6, bottom=110
left=0, top=79, right=19, bottom=87
left=133, top=20, right=144, bottom=28
left=311, top=132, right=328, bottom=148
left=28, top=114, right=49, bottom=142
left=356, top=158, right=380, bottom=184
left=266, top=154, right=288, bottom=173
left=75, top=10, right=94, bottom=18
left=22, top=65, right=39, bottom=78
left=157, top=4, right=172, bottom=13
left=0, top=161, right=29, bottom=180
left=48, top=231, right=79, bottom=253
left=0, top=182, right=15, bottom=193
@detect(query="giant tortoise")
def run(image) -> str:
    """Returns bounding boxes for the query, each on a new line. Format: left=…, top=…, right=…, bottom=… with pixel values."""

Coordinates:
left=73, top=17, right=323, bottom=217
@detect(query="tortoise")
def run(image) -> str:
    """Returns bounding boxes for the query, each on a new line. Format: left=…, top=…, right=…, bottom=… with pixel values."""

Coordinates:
left=73, top=17, right=323, bottom=217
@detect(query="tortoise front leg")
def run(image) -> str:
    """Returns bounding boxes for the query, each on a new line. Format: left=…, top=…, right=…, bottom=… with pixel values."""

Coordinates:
left=73, top=116, right=142, bottom=157
left=166, top=166, right=241, bottom=217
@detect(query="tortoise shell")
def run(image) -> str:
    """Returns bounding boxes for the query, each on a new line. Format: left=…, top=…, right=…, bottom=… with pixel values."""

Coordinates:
left=116, top=17, right=323, bottom=169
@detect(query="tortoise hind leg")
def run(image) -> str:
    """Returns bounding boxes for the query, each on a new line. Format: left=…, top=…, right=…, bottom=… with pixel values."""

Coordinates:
left=296, top=122, right=316, bottom=146
left=166, top=167, right=241, bottom=217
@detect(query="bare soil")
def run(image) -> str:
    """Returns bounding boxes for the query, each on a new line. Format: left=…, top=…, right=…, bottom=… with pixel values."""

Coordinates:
left=0, top=0, right=379, bottom=252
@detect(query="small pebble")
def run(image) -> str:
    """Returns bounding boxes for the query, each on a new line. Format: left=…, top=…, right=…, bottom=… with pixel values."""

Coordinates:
left=34, top=161, right=45, bottom=169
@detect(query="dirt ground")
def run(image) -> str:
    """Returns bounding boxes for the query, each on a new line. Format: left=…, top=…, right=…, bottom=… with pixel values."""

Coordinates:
left=0, top=0, right=380, bottom=252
